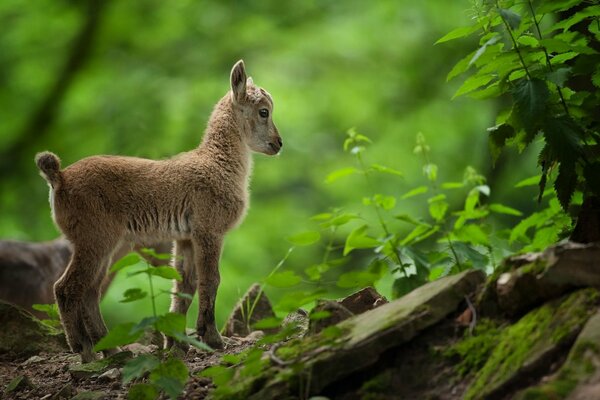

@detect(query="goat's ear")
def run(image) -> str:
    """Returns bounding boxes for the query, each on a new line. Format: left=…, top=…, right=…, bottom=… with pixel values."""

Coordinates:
left=247, top=76, right=254, bottom=86
left=230, top=60, right=247, bottom=104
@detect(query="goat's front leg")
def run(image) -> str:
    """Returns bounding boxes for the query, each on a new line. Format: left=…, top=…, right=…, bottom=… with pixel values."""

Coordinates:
left=192, top=233, right=224, bottom=349
left=166, top=240, right=196, bottom=349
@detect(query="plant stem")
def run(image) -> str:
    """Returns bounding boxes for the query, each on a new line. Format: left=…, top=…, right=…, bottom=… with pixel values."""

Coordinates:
left=146, top=265, right=157, bottom=319
left=247, top=246, right=295, bottom=325
left=497, top=6, right=532, bottom=80
left=447, top=238, right=463, bottom=272
left=356, top=152, right=408, bottom=273
left=526, top=0, right=571, bottom=117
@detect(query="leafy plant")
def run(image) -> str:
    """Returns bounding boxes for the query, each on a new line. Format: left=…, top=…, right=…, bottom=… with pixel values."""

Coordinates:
left=31, top=303, right=61, bottom=329
left=96, top=249, right=210, bottom=400
left=439, top=0, right=600, bottom=241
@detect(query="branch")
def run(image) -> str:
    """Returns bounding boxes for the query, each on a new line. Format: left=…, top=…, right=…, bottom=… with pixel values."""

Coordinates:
left=0, top=0, right=106, bottom=177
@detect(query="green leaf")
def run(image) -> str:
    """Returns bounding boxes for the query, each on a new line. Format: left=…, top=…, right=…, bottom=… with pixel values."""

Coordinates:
left=392, top=274, right=427, bottom=298
left=128, top=383, right=159, bottom=400
left=538, top=0, right=581, bottom=13
left=199, top=365, right=235, bottom=387
left=515, top=175, right=541, bottom=188
left=110, top=253, right=143, bottom=273
left=123, top=355, right=160, bottom=384
left=441, top=182, right=464, bottom=189
left=154, top=313, right=186, bottom=337
left=423, top=163, right=438, bottom=182
left=428, top=194, right=449, bottom=222
left=343, top=225, right=380, bottom=256
left=320, top=212, right=360, bottom=228
left=592, top=68, right=600, bottom=89
left=120, top=288, right=148, bottom=303
left=325, top=167, right=359, bottom=184
left=499, top=8, right=521, bottom=30
left=31, top=303, right=59, bottom=320
left=371, top=163, right=403, bottom=177
left=453, top=74, right=495, bottom=99
left=546, top=67, right=571, bottom=88
left=140, top=248, right=172, bottom=260
left=395, top=214, right=422, bottom=225
left=550, top=52, right=578, bottom=66
left=455, top=224, right=490, bottom=246
left=310, top=213, right=333, bottom=222
left=309, top=310, right=332, bottom=321
left=336, top=271, right=381, bottom=288
left=517, top=35, right=538, bottom=47
left=94, top=323, right=143, bottom=351
left=512, top=78, right=549, bottom=138
left=252, top=317, right=283, bottom=330
left=285, top=231, right=321, bottom=246
left=487, top=124, right=515, bottom=164
left=401, top=224, right=432, bottom=246
left=401, top=186, right=428, bottom=199
left=147, top=266, right=182, bottom=281
left=131, top=317, right=159, bottom=335
left=447, top=50, right=476, bottom=81
left=489, top=203, right=523, bottom=216
left=373, top=194, right=397, bottom=210
left=469, top=35, right=501, bottom=68
left=552, top=6, right=600, bottom=32
left=542, top=116, right=583, bottom=163
left=171, top=332, right=213, bottom=352
left=555, top=161, right=577, bottom=211
left=265, top=271, right=302, bottom=288
left=149, top=357, right=188, bottom=400
left=451, top=241, right=489, bottom=270
left=436, top=24, right=480, bottom=44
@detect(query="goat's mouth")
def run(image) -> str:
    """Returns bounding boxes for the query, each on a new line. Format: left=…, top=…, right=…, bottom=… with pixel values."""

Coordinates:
left=267, top=140, right=282, bottom=155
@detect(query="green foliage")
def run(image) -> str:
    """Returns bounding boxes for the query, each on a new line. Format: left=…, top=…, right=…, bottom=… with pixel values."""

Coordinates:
left=31, top=303, right=61, bottom=329
left=97, top=248, right=208, bottom=399
left=441, top=0, right=600, bottom=213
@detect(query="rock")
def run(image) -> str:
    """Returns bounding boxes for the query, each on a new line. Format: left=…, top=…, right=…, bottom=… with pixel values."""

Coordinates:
left=70, top=391, right=106, bottom=400
left=482, top=242, right=600, bottom=317
left=219, top=269, right=485, bottom=399
left=52, top=383, right=75, bottom=399
left=339, top=286, right=387, bottom=315
left=124, top=343, right=156, bottom=356
left=21, top=355, right=45, bottom=365
left=5, top=375, right=34, bottom=393
left=98, top=367, right=120, bottom=382
left=463, top=288, right=599, bottom=400
left=281, top=309, right=309, bottom=339
left=514, top=306, right=600, bottom=399
left=68, top=351, right=132, bottom=380
left=222, top=283, right=276, bottom=337
left=309, top=300, right=353, bottom=334
left=0, top=300, right=68, bottom=359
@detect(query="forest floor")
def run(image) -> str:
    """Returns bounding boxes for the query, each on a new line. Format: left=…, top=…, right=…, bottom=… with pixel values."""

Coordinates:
left=0, top=338, right=256, bottom=399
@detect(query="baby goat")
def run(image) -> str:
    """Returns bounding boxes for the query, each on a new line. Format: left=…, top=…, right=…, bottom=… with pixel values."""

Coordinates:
left=35, top=60, right=281, bottom=361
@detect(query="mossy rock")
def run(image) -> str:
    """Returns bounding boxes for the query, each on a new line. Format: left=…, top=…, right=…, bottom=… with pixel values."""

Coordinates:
left=0, top=300, right=68, bottom=359
left=463, top=288, right=599, bottom=400
left=515, top=308, right=600, bottom=399
left=210, top=269, right=485, bottom=399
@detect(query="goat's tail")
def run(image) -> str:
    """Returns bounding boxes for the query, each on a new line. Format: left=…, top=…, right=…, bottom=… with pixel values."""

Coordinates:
left=35, top=151, right=63, bottom=188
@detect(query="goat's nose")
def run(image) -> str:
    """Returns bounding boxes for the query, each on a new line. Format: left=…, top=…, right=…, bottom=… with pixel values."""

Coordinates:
left=277, top=137, right=283, bottom=148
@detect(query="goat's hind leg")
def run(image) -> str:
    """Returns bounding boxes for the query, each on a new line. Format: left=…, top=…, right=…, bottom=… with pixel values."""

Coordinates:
left=166, top=240, right=196, bottom=349
left=81, top=251, right=117, bottom=358
left=54, top=249, right=101, bottom=362
left=193, top=234, right=224, bottom=350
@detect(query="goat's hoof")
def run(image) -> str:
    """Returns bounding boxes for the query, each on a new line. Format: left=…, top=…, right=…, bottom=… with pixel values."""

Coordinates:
left=80, top=350, right=98, bottom=363
left=202, top=332, right=224, bottom=350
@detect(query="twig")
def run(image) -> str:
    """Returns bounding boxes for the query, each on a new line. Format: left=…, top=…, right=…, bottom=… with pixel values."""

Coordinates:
left=465, top=295, right=477, bottom=335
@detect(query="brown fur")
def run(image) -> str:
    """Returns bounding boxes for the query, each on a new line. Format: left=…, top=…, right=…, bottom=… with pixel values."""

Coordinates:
left=0, top=237, right=171, bottom=318
left=35, top=60, right=281, bottom=361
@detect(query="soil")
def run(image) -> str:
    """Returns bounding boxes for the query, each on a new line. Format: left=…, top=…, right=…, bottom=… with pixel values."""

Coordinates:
left=0, top=337, right=257, bottom=400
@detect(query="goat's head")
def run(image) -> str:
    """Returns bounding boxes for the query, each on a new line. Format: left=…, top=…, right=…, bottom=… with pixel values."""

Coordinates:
left=230, top=60, right=282, bottom=155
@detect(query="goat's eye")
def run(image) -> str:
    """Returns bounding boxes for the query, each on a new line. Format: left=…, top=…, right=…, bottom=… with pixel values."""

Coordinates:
left=259, top=108, right=269, bottom=118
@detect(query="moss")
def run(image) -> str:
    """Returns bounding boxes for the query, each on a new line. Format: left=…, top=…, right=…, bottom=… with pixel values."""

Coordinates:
left=464, top=289, right=598, bottom=400
left=520, top=259, right=548, bottom=276
left=444, top=319, right=502, bottom=377
left=517, top=341, right=600, bottom=399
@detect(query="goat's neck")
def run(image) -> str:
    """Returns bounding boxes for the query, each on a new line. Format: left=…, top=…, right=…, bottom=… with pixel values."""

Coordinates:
left=198, top=96, right=252, bottom=184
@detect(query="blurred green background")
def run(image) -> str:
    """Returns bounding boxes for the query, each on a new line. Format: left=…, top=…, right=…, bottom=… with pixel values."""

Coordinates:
left=0, top=0, right=541, bottom=328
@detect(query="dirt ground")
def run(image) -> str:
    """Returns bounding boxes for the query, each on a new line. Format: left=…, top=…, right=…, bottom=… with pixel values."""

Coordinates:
left=0, top=338, right=257, bottom=400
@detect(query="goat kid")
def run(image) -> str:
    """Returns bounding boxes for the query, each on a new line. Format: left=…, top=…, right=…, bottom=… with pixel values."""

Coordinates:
left=35, top=60, right=281, bottom=362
